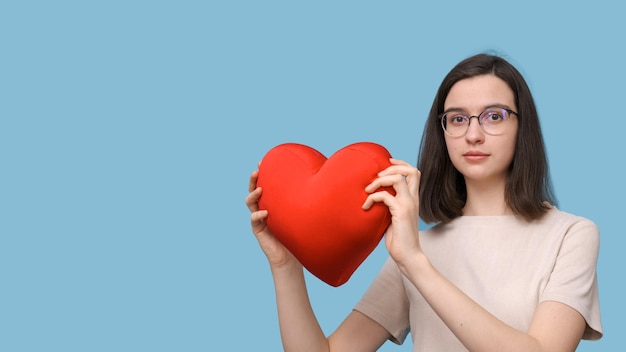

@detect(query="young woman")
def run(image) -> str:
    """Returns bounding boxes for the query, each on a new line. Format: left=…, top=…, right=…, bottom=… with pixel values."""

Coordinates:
left=245, top=53, right=602, bottom=351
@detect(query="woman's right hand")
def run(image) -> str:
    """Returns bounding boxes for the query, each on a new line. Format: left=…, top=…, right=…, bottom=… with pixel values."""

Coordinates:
left=245, top=169, right=301, bottom=269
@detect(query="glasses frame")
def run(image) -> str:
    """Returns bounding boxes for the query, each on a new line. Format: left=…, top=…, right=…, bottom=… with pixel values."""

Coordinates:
left=439, top=107, right=518, bottom=137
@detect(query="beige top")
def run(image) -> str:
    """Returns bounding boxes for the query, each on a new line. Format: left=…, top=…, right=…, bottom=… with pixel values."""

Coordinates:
left=354, top=207, right=602, bottom=350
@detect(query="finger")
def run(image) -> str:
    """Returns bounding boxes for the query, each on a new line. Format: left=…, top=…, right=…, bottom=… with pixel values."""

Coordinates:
left=365, top=174, right=406, bottom=193
left=363, top=173, right=410, bottom=205
left=378, top=164, right=416, bottom=178
left=250, top=209, right=269, bottom=234
left=248, top=170, right=260, bottom=193
left=367, top=174, right=414, bottom=211
left=250, top=209, right=268, bottom=223
left=389, top=158, right=412, bottom=166
left=407, top=169, right=421, bottom=196
left=379, top=164, right=421, bottom=196
left=245, top=187, right=263, bottom=212
left=362, top=190, right=395, bottom=209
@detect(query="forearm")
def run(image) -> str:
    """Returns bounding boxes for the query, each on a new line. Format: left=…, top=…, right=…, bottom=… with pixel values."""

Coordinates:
left=402, top=255, right=543, bottom=352
left=271, top=263, right=329, bottom=352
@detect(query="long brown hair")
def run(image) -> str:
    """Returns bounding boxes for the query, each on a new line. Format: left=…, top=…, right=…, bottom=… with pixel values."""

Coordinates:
left=418, top=53, right=556, bottom=224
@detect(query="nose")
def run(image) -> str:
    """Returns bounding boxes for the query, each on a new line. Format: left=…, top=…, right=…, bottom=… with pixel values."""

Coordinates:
left=465, top=116, right=484, bottom=144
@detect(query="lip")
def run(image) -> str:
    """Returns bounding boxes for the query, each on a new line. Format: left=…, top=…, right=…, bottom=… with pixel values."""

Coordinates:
left=463, top=151, right=489, bottom=162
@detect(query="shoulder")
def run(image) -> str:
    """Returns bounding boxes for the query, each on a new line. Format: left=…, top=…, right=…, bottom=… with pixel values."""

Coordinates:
left=538, top=206, right=600, bottom=254
left=540, top=206, right=599, bottom=235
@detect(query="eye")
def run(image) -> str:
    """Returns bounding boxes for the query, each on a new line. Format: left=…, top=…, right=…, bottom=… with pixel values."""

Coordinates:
left=488, top=112, right=503, bottom=121
left=482, top=109, right=506, bottom=123
left=448, top=114, right=468, bottom=125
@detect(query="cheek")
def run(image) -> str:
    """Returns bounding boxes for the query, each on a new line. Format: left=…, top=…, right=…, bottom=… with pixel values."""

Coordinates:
left=500, top=136, right=517, bottom=166
left=445, top=139, right=463, bottom=166
left=444, top=137, right=453, bottom=157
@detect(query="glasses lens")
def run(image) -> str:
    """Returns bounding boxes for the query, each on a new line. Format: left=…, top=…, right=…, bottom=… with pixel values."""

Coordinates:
left=479, top=108, right=510, bottom=135
left=442, top=113, right=468, bottom=136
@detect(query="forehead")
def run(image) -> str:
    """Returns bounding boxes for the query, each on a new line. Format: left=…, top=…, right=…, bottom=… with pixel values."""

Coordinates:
left=444, top=74, right=515, bottom=112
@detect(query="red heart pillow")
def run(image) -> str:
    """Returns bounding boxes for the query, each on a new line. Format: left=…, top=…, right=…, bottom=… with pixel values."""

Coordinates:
left=257, top=142, right=393, bottom=287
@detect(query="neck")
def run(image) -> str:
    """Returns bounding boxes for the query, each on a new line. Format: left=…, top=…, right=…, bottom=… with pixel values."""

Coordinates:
left=462, top=178, right=512, bottom=216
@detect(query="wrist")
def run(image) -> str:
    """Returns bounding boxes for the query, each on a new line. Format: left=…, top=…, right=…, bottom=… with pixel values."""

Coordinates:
left=398, top=251, right=432, bottom=280
left=270, top=261, right=308, bottom=293
left=270, top=259, right=304, bottom=278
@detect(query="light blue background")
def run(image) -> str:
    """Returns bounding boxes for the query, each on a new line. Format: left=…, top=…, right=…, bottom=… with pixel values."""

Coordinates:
left=1, top=1, right=623, bottom=351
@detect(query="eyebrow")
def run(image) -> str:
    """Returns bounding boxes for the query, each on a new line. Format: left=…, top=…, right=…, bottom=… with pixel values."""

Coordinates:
left=443, top=104, right=514, bottom=114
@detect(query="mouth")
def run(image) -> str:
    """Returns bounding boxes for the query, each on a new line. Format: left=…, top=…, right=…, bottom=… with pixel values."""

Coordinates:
left=463, top=151, right=489, bottom=157
left=463, top=151, right=489, bottom=162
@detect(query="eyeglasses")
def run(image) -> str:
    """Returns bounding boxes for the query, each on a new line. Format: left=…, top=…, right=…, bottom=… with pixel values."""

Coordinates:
left=440, top=107, right=518, bottom=137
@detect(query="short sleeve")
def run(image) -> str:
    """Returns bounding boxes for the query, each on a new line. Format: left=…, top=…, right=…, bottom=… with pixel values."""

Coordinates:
left=354, top=257, right=410, bottom=344
left=540, top=218, right=603, bottom=340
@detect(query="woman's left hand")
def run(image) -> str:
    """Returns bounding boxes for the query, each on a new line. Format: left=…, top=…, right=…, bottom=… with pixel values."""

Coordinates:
left=362, top=158, right=422, bottom=269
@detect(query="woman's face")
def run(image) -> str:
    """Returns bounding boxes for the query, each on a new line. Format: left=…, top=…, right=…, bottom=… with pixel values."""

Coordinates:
left=443, top=74, right=518, bottom=185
